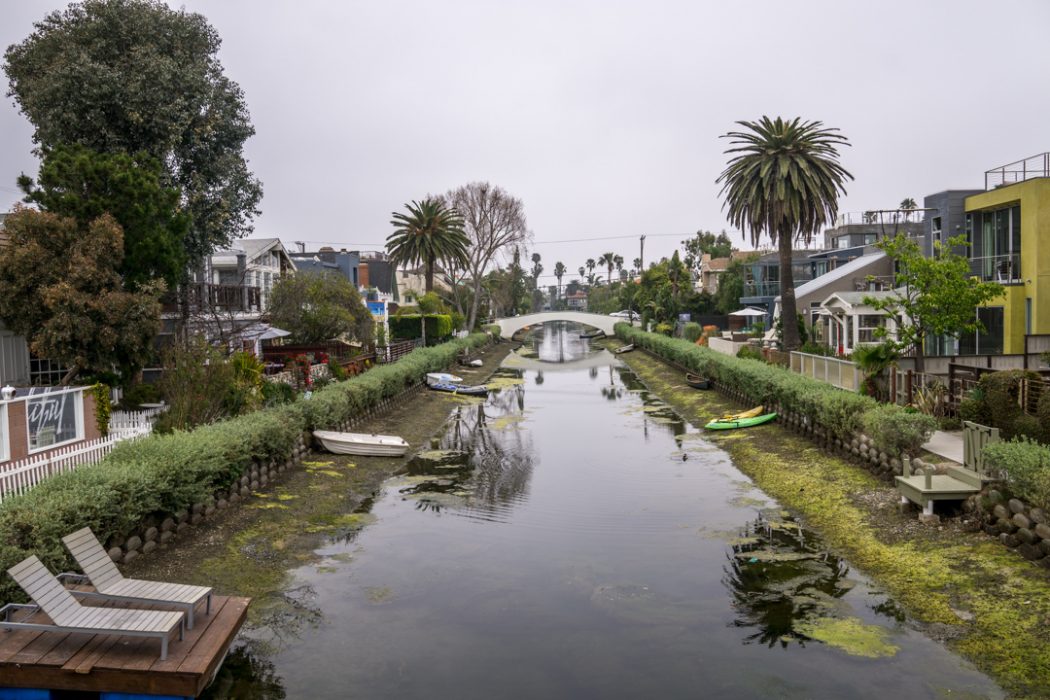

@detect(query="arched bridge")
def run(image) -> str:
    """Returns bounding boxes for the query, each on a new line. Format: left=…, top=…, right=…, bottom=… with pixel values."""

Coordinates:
left=493, top=311, right=631, bottom=338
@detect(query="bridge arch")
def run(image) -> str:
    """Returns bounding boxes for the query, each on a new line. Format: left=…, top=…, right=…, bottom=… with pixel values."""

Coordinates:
left=494, top=311, right=628, bottom=338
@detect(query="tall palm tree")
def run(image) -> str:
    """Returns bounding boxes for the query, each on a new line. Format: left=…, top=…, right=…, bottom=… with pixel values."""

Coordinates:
left=530, top=252, right=543, bottom=290
left=578, top=265, right=586, bottom=281
left=717, top=116, right=852, bottom=350
left=899, top=197, right=917, bottom=222
left=613, top=254, right=624, bottom=278
left=633, top=257, right=642, bottom=273
left=554, top=261, right=566, bottom=300
left=585, top=258, right=596, bottom=281
left=598, top=252, right=615, bottom=284
left=387, top=199, right=469, bottom=293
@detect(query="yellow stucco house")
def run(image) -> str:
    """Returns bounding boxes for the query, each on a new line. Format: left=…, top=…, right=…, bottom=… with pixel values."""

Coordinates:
left=964, top=155, right=1050, bottom=355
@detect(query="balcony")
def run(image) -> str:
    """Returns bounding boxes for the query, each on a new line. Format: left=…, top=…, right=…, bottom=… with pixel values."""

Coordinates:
left=970, top=254, right=1022, bottom=283
left=743, top=279, right=815, bottom=298
left=162, top=283, right=262, bottom=314
left=985, top=153, right=1050, bottom=190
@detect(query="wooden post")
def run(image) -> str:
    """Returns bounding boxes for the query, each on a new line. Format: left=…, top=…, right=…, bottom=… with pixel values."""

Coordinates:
left=890, top=369, right=897, bottom=404
left=905, top=370, right=914, bottom=406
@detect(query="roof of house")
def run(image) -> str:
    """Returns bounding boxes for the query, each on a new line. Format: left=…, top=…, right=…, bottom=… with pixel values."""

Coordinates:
left=819, top=288, right=901, bottom=312
left=777, top=251, right=888, bottom=301
left=703, top=257, right=730, bottom=272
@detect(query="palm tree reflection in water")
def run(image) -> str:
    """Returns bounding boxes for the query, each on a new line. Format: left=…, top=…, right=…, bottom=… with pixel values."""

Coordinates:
left=722, top=512, right=854, bottom=649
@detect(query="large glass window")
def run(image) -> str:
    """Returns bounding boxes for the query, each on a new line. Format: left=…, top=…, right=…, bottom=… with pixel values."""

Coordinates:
left=970, top=206, right=1021, bottom=281
left=958, top=307, right=1004, bottom=355
left=26, top=389, right=83, bottom=452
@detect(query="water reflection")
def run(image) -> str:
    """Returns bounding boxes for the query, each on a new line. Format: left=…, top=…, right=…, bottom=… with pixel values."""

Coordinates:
left=722, top=510, right=854, bottom=649
left=201, top=645, right=286, bottom=699
left=397, top=374, right=535, bottom=520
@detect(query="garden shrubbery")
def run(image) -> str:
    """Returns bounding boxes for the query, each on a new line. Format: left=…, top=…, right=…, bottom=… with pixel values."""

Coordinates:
left=984, top=438, right=1050, bottom=511
left=0, top=333, right=492, bottom=603
left=388, top=314, right=453, bottom=344
left=861, top=405, right=937, bottom=458
left=682, top=322, right=702, bottom=343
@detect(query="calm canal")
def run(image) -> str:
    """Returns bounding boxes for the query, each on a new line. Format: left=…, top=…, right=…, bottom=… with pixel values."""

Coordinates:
left=210, top=323, right=1000, bottom=699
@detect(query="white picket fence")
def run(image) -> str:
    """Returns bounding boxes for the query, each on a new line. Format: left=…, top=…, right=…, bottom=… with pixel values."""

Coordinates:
left=0, top=413, right=155, bottom=503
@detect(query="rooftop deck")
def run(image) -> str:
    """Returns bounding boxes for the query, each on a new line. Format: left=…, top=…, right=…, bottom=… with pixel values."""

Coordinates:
left=0, top=594, right=249, bottom=698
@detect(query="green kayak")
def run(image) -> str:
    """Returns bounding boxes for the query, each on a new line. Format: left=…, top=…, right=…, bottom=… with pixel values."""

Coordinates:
left=704, top=412, right=777, bottom=430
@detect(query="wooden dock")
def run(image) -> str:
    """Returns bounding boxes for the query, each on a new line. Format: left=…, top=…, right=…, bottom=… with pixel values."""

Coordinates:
left=0, top=594, right=249, bottom=699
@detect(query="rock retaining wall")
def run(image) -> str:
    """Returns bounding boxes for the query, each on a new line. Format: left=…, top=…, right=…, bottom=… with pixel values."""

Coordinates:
left=970, top=489, right=1050, bottom=569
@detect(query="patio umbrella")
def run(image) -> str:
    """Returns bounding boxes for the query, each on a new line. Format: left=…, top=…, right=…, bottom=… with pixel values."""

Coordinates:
left=238, top=323, right=292, bottom=340
left=728, top=307, right=766, bottom=317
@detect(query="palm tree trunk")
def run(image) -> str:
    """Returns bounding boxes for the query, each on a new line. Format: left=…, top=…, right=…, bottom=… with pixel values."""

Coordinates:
left=778, top=232, right=801, bottom=350
left=425, top=257, right=434, bottom=293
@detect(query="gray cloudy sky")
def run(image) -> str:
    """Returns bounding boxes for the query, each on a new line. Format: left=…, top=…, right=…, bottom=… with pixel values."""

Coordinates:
left=2, top=0, right=1049, bottom=285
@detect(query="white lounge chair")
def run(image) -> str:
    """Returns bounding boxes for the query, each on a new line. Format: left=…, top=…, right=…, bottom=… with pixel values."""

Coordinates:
left=2, top=555, right=184, bottom=660
left=59, top=527, right=213, bottom=629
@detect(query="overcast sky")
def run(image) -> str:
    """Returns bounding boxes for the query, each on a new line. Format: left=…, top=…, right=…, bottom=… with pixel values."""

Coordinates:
left=2, top=0, right=1049, bottom=285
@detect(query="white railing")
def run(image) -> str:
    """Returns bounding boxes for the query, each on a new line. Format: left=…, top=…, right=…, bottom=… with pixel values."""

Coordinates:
left=790, top=351, right=862, bottom=392
left=0, top=417, right=154, bottom=503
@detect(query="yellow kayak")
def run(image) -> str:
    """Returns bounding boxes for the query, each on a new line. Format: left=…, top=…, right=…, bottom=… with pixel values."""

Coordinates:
left=720, top=406, right=763, bottom=421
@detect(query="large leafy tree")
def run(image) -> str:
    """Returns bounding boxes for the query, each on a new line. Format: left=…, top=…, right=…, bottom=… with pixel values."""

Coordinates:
left=18, top=144, right=189, bottom=288
left=4, top=0, right=262, bottom=266
left=0, top=207, right=164, bottom=384
left=717, top=116, right=853, bottom=350
left=387, top=198, right=469, bottom=293
left=864, top=233, right=1003, bottom=373
left=268, top=272, right=373, bottom=345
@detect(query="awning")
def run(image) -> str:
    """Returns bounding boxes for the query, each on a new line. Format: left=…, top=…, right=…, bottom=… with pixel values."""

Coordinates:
left=728, top=307, right=767, bottom=317
left=236, top=323, right=292, bottom=341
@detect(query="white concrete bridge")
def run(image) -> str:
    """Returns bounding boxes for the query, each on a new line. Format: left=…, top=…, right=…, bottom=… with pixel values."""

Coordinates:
left=493, top=311, right=631, bottom=338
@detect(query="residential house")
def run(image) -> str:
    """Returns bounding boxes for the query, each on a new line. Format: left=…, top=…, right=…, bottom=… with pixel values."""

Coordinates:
left=288, top=246, right=360, bottom=287
left=823, top=212, right=924, bottom=250
left=957, top=153, right=1050, bottom=355
left=815, top=290, right=901, bottom=355
left=566, top=290, right=588, bottom=311
left=739, top=252, right=817, bottom=325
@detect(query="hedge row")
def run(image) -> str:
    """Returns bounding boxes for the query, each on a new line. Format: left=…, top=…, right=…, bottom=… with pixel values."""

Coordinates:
left=984, top=438, right=1050, bottom=512
left=389, top=314, right=453, bottom=343
left=614, top=323, right=934, bottom=451
left=0, top=333, right=492, bottom=603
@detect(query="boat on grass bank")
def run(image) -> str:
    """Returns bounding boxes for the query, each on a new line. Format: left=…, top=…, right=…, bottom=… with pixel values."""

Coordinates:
left=426, top=372, right=463, bottom=386
left=614, top=344, right=634, bottom=354
left=428, top=382, right=489, bottom=397
left=685, top=373, right=711, bottom=389
left=704, top=405, right=777, bottom=431
left=313, top=430, right=410, bottom=456
left=579, top=330, right=605, bottom=339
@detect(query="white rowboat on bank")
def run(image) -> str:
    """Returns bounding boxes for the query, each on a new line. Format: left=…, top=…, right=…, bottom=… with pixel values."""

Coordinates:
left=313, top=430, right=410, bottom=456
left=426, top=372, right=463, bottom=386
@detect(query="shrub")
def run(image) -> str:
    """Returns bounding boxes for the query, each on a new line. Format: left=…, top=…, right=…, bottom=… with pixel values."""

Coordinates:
left=799, top=341, right=836, bottom=357
left=389, top=314, right=453, bottom=344
left=654, top=322, right=674, bottom=337
left=984, top=438, right=1050, bottom=511
left=737, top=345, right=763, bottom=361
left=682, top=322, right=703, bottom=343
left=861, top=404, right=936, bottom=457
left=962, top=370, right=1041, bottom=440
left=262, top=380, right=296, bottom=406
left=119, top=381, right=161, bottom=409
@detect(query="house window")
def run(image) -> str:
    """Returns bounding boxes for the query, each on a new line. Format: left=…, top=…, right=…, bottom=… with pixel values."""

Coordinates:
left=958, top=307, right=1004, bottom=355
left=29, top=356, right=69, bottom=386
left=856, top=314, right=885, bottom=344
left=932, top=216, right=942, bottom=243
left=970, top=205, right=1021, bottom=281
left=864, top=233, right=877, bottom=245
left=26, top=388, right=84, bottom=452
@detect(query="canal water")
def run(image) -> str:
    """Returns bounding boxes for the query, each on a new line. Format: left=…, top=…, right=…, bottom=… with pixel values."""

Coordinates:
left=208, top=323, right=1000, bottom=699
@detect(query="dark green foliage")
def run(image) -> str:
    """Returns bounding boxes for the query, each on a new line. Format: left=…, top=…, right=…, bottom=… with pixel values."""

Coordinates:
left=852, top=342, right=899, bottom=400
left=861, top=404, right=936, bottom=458
left=682, top=322, right=703, bottom=343
left=799, top=341, right=836, bottom=357
left=737, top=345, right=763, bottom=361
left=154, top=338, right=247, bottom=432
left=4, top=0, right=262, bottom=264
left=983, top=439, right=1050, bottom=511
left=261, top=380, right=295, bottom=407
left=119, top=382, right=161, bottom=409
left=387, top=199, right=469, bottom=293
left=268, top=273, right=373, bottom=345
left=0, top=333, right=491, bottom=603
left=389, top=315, right=452, bottom=343
left=972, top=370, right=1041, bottom=440
left=775, top=313, right=808, bottom=348
left=18, top=145, right=189, bottom=287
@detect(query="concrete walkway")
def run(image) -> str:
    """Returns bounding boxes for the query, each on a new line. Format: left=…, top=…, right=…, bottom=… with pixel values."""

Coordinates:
left=922, top=430, right=964, bottom=464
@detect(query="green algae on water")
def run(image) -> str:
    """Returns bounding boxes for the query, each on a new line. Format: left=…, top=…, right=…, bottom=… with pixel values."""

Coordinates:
left=796, top=617, right=900, bottom=658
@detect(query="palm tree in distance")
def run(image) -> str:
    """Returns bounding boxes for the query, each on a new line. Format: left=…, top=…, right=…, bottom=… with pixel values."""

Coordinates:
left=899, top=197, right=917, bottom=222
left=387, top=199, right=469, bottom=293
left=717, top=117, right=853, bottom=350
left=554, top=261, right=566, bottom=301
left=585, top=258, right=596, bottom=282
left=613, top=254, right=624, bottom=278
left=598, top=252, right=616, bottom=284
left=633, top=257, right=642, bottom=273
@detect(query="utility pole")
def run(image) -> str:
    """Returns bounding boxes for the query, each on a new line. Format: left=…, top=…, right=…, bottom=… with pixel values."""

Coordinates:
left=639, top=235, right=646, bottom=272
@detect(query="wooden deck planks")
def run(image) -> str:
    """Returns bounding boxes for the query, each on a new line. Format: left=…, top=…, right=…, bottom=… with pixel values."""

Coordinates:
left=0, top=594, right=249, bottom=698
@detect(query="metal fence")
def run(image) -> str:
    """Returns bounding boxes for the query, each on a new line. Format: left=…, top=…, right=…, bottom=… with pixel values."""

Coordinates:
left=790, top=351, right=861, bottom=392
